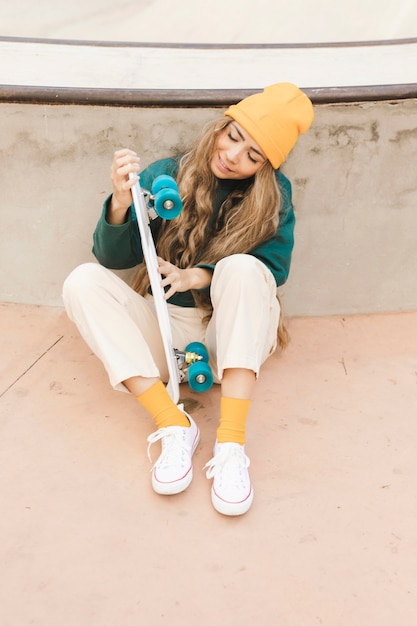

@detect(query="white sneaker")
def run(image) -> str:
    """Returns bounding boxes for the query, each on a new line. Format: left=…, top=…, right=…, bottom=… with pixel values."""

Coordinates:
left=204, top=442, right=254, bottom=516
left=147, top=413, right=200, bottom=495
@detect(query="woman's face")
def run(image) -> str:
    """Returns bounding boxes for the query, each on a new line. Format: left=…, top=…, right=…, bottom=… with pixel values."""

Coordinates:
left=210, top=121, right=267, bottom=180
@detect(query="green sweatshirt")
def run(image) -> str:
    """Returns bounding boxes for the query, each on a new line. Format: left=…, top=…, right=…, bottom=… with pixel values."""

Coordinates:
left=93, top=157, right=295, bottom=307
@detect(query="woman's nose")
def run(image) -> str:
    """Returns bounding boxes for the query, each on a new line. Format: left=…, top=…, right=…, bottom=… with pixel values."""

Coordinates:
left=226, top=145, right=241, bottom=163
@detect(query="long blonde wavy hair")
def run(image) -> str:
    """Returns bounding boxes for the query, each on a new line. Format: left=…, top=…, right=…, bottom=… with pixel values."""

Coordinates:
left=132, top=117, right=289, bottom=348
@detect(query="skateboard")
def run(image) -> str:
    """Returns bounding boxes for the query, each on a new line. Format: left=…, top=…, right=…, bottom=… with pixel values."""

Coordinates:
left=130, top=172, right=214, bottom=405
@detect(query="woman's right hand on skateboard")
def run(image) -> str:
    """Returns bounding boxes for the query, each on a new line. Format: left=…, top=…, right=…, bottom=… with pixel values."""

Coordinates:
left=108, top=149, right=141, bottom=225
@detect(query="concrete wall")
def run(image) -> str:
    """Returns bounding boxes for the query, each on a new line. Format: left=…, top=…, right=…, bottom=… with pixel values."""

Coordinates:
left=1, top=98, right=416, bottom=316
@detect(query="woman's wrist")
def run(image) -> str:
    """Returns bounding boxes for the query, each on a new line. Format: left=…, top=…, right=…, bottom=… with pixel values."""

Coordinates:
left=188, top=267, right=212, bottom=290
left=107, top=194, right=131, bottom=225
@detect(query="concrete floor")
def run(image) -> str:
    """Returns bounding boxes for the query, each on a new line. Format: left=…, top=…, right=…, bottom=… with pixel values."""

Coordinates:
left=1, top=301, right=417, bottom=625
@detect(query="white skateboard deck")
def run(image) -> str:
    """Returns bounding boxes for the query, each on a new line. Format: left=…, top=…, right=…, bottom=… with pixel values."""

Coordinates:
left=131, top=177, right=181, bottom=404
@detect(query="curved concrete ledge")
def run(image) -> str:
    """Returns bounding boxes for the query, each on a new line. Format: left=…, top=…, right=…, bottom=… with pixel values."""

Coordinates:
left=1, top=36, right=417, bottom=105
left=2, top=83, right=417, bottom=106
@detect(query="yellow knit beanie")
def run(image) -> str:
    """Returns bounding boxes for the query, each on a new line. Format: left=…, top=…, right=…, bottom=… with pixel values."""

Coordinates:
left=224, top=83, right=314, bottom=169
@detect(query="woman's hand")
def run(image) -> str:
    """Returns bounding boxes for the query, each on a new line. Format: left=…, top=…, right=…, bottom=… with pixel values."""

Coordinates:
left=108, top=148, right=141, bottom=225
left=157, top=257, right=212, bottom=299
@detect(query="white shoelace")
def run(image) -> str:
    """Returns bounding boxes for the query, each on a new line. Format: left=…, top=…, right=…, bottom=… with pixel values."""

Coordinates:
left=147, top=426, right=190, bottom=470
left=204, top=443, right=250, bottom=480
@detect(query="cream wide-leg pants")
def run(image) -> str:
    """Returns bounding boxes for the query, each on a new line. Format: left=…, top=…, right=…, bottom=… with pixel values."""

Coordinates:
left=62, top=254, right=280, bottom=392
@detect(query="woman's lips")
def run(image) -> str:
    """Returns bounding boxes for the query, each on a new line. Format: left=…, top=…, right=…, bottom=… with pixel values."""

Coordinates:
left=217, top=154, right=232, bottom=174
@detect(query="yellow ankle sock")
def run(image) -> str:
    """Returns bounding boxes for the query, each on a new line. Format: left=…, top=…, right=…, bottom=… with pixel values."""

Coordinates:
left=216, top=396, right=251, bottom=445
left=137, top=381, right=189, bottom=429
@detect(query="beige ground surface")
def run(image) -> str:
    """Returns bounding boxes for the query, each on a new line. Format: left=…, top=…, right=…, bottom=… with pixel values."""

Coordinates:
left=1, top=302, right=417, bottom=625
left=1, top=0, right=417, bottom=43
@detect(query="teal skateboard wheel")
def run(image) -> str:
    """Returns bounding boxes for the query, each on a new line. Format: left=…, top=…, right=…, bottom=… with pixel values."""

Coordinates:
left=151, top=174, right=179, bottom=194
left=188, top=361, right=214, bottom=392
left=154, top=188, right=182, bottom=219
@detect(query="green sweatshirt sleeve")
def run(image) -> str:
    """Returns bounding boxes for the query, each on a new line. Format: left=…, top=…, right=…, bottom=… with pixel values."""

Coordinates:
left=247, top=170, right=295, bottom=287
left=92, top=198, right=142, bottom=269
left=92, top=158, right=180, bottom=270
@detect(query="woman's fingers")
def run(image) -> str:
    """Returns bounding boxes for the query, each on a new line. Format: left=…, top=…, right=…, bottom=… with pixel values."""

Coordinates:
left=111, top=149, right=141, bottom=195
